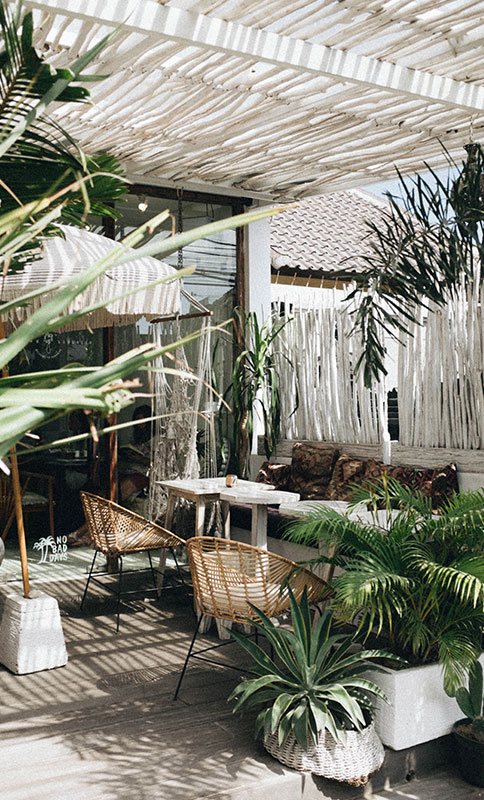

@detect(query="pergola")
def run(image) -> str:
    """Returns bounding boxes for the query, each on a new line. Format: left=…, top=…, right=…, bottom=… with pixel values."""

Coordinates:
left=25, top=0, right=484, bottom=201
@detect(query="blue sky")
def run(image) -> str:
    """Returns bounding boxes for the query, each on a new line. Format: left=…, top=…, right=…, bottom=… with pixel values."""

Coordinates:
left=364, top=166, right=459, bottom=201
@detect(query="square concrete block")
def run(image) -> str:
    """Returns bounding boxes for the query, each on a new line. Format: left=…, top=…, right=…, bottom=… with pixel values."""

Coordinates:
left=0, top=588, right=68, bottom=674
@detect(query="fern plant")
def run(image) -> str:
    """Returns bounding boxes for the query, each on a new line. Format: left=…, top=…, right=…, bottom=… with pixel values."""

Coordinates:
left=228, top=586, right=401, bottom=749
left=284, top=479, right=484, bottom=693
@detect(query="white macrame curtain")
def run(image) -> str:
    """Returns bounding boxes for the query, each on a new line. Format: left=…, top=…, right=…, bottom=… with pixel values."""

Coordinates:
left=148, top=316, right=216, bottom=523
left=274, top=292, right=386, bottom=444
left=398, top=275, right=484, bottom=449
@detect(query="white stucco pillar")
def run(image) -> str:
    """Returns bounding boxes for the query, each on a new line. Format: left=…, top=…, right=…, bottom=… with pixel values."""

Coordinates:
left=244, top=208, right=272, bottom=322
left=244, top=207, right=272, bottom=457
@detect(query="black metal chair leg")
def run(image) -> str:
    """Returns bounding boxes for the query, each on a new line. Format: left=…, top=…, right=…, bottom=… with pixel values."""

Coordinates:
left=171, top=546, right=195, bottom=617
left=173, top=613, right=203, bottom=701
left=171, top=547, right=187, bottom=587
left=147, top=550, right=159, bottom=600
left=115, top=555, right=123, bottom=633
left=80, top=550, right=98, bottom=610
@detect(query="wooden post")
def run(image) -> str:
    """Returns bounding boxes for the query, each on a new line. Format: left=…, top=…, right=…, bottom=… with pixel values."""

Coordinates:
left=103, top=325, right=118, bottom=504
left=0, top=320, right=30, bottom=597
left=101, top=214, right=118, bottom=505
left=9, top=449, right=30, bottom=597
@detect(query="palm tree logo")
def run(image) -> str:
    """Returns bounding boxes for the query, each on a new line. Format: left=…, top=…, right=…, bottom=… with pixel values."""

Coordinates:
left=33, top=536, right=56, bottom=564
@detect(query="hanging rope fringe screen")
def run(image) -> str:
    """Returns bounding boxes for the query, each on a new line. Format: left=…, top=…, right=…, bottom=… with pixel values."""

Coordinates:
left=148, top=316, right=216, bottom=525
left=274, top=291, right=386, bottom=445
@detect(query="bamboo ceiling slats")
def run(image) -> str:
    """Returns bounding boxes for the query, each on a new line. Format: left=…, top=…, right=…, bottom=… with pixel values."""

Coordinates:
left=19, top=0, right=484, bottom=199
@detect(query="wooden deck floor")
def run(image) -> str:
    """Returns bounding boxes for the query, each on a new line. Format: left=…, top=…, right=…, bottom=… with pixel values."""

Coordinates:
left=0, top=570, right=480, bottom=800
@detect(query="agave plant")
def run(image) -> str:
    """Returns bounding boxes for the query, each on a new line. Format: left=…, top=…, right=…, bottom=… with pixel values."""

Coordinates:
left=448, top=659, right=484, bottom=742
left=284, top=479, right=484, bottom=693
left=228, top=586, right=400, bottom=749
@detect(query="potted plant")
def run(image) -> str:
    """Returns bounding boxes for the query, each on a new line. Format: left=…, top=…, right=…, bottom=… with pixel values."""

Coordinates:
left=446, top=659, right=484, bottom=787
left=228, top=586, right=402, bottom=785
left=218, top=308, right=294, bottom=479
left=284, top=479, right=484, bottom=749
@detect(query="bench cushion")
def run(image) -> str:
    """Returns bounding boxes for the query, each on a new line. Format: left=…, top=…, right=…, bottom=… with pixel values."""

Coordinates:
left=327, top=454, right=458, bottom=508
left=256, top=461, right=292, bottom=491
left=326, top=454, right=367, bottom=501
left=290, top=442, right=339, bottom=500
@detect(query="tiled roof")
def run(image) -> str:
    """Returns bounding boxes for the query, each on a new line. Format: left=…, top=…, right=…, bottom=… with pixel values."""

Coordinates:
left=271, top=189, right=390, bottom=278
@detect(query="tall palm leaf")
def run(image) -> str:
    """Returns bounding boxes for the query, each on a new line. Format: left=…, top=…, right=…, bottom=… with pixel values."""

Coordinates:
left=344, top=144, right=484, bottom=386
left=220, top=307, right=295, bottom=477
left=0, top=0, right=126, bottom=268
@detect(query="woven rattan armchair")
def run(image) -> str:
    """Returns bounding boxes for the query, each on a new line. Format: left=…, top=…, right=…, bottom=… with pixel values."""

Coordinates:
left=80, top=491, right=185, bottom=631
left=174, top=536, right=331, bottom=698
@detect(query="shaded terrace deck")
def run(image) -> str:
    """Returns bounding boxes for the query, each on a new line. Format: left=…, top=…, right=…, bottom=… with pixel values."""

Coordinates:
left=0, top=561, right=477, bottom=800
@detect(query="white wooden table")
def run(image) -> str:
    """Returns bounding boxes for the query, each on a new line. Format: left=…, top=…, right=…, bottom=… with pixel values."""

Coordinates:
left=157, top=477, right=275, bottom=540
left=158, top=477, right=232, bottom=539
left=219, top=486, right=300, bottom=548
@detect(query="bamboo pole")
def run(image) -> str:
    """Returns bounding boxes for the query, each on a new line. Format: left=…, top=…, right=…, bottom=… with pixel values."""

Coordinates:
left=8, top=448, right=30, bottom=597
left=0, top=320, right=30, bottom=597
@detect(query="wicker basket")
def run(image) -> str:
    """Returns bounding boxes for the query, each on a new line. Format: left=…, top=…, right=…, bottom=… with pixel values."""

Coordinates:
left=264, top=720, right=384, bottom=785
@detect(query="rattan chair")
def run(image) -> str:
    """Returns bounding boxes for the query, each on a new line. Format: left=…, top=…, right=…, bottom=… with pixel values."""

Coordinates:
left=80, top=491, right=185, bottom=631
left=174, top=536, right=331, bottom=699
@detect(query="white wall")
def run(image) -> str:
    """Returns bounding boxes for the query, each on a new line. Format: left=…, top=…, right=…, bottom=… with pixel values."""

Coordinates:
left=244, top=206, right=272, bottom=458
left=244, top=207, right=272, bottom=321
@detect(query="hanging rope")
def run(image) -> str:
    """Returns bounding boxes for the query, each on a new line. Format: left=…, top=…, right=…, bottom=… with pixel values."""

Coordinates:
left=148, top=317, right=217, bottom=529
left=177, top=188, right=184, bottom=271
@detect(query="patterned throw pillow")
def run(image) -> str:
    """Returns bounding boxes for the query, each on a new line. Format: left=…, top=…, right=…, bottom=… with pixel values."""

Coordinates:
left=350, top=458, right=457, bottom=509
left=363, top=458, right=434, bottom=493
left=255, top=461, right=292, bottom=491
left=430, top=463, right=458, bottom=507
left=326, top=454, right=367, bottom=502
left=290, top=442, right=340, bottom=500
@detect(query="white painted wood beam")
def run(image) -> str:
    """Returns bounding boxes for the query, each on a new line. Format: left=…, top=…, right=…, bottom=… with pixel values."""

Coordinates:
left=27, top=0, right=484, bottom=113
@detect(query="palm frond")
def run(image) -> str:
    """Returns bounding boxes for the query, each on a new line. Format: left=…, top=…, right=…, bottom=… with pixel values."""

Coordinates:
left=345, top=145, right=484, bottom=385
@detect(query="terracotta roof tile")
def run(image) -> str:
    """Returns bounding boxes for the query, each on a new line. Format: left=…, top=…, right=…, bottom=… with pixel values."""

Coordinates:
left=271, top=188, right=390, bottom=277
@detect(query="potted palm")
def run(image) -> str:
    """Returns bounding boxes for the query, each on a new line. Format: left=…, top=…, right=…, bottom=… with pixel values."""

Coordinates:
left=446, top=660, right=484, bottom=787
left=228, top=587, right=402, bottom=785
left=284, top=479, right=484, bottom=749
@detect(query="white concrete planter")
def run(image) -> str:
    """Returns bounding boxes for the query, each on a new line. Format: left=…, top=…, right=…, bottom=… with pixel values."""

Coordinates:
left=367, top=654, right=484, bottom=751
left=0, top=587, right=67, bottom=674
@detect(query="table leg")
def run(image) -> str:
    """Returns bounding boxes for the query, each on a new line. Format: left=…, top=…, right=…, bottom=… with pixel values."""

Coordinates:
left=251, top=504, right=268, bottom=549
left=195, top=500, right=206, bottom=537
left=215, top=618, right=232, bottom=639
left=158, top=490, right=176, bottom=588
left=164, top=491, right=176, bottom=530
left=156, top=548, right=167, bottom=590
left=221, top=500, right=231, bottom=539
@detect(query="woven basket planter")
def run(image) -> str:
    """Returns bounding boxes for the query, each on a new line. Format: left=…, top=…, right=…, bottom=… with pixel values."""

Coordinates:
left=264, top=720, right=384, bottom=785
